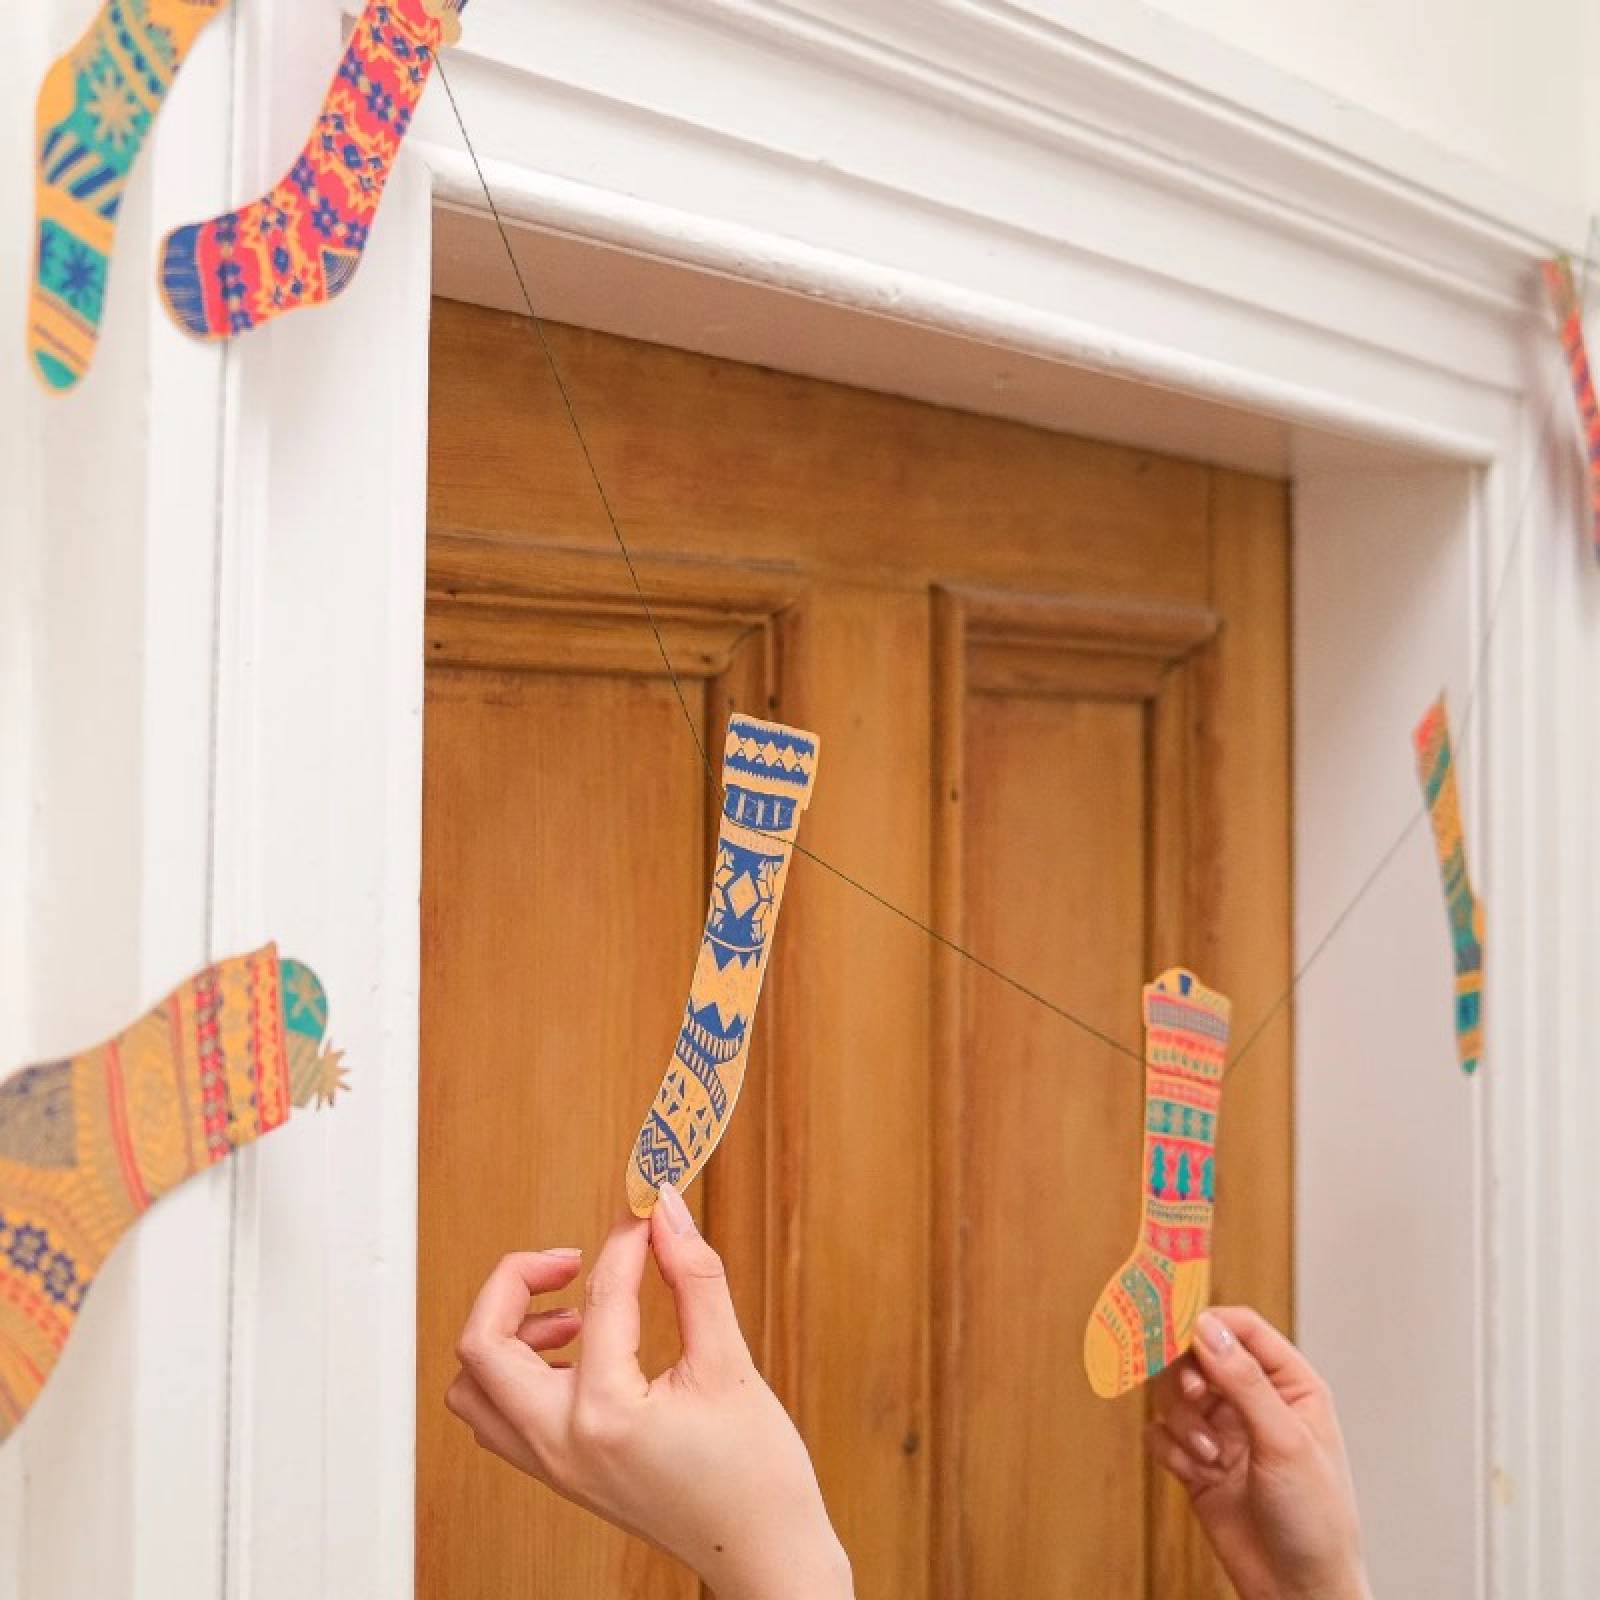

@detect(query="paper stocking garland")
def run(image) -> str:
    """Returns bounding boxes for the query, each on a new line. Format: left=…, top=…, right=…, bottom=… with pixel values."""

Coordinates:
left=1542, top=256, right=1600, bottom=559
left=30, top=0, right=229, bottom=391
left=1413, top=697, right=1485, bottom=1075
left=625, top=715, right=819, bottom=1216
left=0, top=944, right=346, bottom=1443
left=159, top=0, right=464, bottom=341
left=1084, top=968, right=1231, bottom=1399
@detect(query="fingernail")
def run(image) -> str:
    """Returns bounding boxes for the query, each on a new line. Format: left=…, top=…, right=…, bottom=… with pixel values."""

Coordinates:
left=1198, top=1312, right=1235, bottom=1355
left=656, top=1181, right=696, bottom=1236
left=1179, top=1367, right=1207, bottom=1400
left=546, top=1247, right=583, bottom=1259
left=551, top=1305, right=580, bottom=1320
left=1190, top=1429, right=1221, bottom=1463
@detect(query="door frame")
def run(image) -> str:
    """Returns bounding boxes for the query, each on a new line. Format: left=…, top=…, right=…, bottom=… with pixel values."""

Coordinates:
left=6, top=1, right=1592, bottom=1594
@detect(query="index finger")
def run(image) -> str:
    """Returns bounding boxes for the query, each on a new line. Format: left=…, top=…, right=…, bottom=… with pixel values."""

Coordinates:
left=456, top=1249, right=583, bottom=1428
left=1210, top=1306, right=1323, bottom=1401
left=577, top=1216, right=651, bottom=1401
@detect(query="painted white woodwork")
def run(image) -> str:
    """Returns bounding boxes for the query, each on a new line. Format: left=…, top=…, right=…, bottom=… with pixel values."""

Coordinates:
left=1, top=0, right=1596, bottom=1595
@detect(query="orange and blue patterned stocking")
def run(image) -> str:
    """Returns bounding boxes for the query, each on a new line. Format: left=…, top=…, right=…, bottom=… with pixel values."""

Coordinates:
left=0, top=945, right=345, bottom=1442
left=625, top=715, right=819, bottom=1216
left=1084, top=968, right=1231, bottom=1399
left=159, top=0, right=464, bottom=341
left=31, top=0, right=229, bottom=390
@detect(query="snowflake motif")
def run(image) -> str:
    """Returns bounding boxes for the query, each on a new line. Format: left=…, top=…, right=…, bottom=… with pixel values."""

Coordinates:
left=339, top=54, right=365, bottom=87
left=291, top=156, right=317, bottom=194
left=56, top=243, right=104, bottom=317
left=229, top=308, right=254, bottom=334
left=215, top=212, right=240, bottom=247
left=311, top=197, right=341, bottom=237
left=86, top=73, right=144, bottom=153
left=365, top=84, right=395, bottom=122
left=344, top=220, right=370, bottom=251
left=41, top=1252, right=79, bottom=1307
left=7, top=1225, right=47, bottom=1273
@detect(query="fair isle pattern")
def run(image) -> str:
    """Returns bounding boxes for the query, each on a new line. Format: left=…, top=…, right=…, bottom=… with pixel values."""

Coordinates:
left=1413, top=696, right=1485, bottom=1075
left=29, top=0, right=229, bottom=390
left=0, top=947, right=340, bottom=1444
left=1543, top=257, right=1600, bottom=560
left=1084, top=968, right=1231, bottom=1400
left=159, top=0, right=464, bottom=342
left=626, top=715, right=820, bottom=1215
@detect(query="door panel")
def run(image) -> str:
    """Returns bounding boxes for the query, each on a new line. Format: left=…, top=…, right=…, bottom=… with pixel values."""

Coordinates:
left=419, top=298, right=1292, bottom=1599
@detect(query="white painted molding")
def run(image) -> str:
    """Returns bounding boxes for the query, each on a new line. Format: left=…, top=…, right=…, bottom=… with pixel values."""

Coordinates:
left=424, top=148, right=1502, bottom=464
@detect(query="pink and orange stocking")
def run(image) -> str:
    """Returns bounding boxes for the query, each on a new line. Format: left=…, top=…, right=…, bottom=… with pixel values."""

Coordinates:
left=159, top=0, right=463, bottom=340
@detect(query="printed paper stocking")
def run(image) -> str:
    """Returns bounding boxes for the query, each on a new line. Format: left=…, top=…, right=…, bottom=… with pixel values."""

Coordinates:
left=1542, top=257, right=1600, bottom=559
left=30, top=0, right=229, bottom=391
left=0, top=945, right=346, bottom=1442
left=1084, top=968, right=1232, bottom=1400
left=1413, top=696, right=1485, bottom=1074
left=625, top=715, right=820, bottom=1217
left=159, top=0, right=464, bottom=341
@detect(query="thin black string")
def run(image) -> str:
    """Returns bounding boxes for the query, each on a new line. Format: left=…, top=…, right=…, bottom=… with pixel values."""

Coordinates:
left=435, top=56, right=1593, bottom=1078
left=435, top=60, right=1146, bottom=1063
left=1228, top=218, right=1598, bottom=1069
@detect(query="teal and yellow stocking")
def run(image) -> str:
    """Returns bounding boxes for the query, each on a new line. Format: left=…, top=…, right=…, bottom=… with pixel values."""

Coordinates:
left=31, top=0, right=229, bottom=390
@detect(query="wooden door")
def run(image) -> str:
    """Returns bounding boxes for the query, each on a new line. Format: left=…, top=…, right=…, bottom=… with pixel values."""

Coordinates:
left=417, top=299, right=1292, bottom=1599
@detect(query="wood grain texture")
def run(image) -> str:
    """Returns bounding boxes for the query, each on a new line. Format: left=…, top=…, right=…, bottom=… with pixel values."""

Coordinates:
left=772, top=586, right=934, bottom=1599
left=417, top=670, right=705, bottom=1600
left=960, top=697, right=1151, bottom=1596
left=419, top=299, right=1292, bottom=1600
left=428, top=300, right=1213, bottom=602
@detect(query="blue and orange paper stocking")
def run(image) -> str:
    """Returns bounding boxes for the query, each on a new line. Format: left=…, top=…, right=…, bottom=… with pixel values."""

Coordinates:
left=625, top=715, right=819, bottom=1216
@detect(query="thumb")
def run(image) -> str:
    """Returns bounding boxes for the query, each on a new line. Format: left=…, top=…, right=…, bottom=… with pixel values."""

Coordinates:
left=651, top=1182, right=751, bottom=1379
left=1190, top=1311, right=1301, bottom=1462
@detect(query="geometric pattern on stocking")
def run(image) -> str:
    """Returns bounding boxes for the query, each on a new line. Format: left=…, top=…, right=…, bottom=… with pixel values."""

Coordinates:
left=625, top=714, right=819, bottom=1216
left=1412, top=695, right=1485, bottom=1075
left=30, top=0, right=230, bottom=391
left=1083, top=967, right=1231, bottom=1399
left=158, top=0, right=464, bottom=341
left=0, top=944, right=345, bottom=1443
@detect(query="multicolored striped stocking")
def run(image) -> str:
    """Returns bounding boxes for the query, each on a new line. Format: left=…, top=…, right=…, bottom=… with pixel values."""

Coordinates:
left=1084, top=968, right=1231, bottom=1399
left=30, top=0, right=229, bottom=391
left=0, top=945, right=346, bottom=1442
left=1413, top=696, right=1484, bottom=1074
left=158, top=0, right=463, bottom=341
left=625, top=715, right=819, bottom=1216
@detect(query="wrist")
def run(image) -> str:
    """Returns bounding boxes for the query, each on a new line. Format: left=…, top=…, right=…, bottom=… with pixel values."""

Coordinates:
left=711, top=1528, right=852, bottom=1600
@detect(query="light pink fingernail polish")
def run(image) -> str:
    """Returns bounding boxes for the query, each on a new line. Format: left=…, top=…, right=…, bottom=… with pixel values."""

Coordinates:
left=657, top=1181, right=696, bottom=1236
left=1190, top=1429, right=1221, bottom=1463
left=546, top=1247, right=583, bottom=1259
left=1198, top=1312, right=1235, bottom=1355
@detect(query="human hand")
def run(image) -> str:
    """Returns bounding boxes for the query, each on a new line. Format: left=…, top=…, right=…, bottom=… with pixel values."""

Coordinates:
left=1146, top=1307, right=1371, bottom=1600
left=445, top=1184, right=853, bottom=1600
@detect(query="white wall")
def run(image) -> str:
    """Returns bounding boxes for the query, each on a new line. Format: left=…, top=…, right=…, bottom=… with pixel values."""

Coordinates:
left=1139, top=0, right=1600, bottom=215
